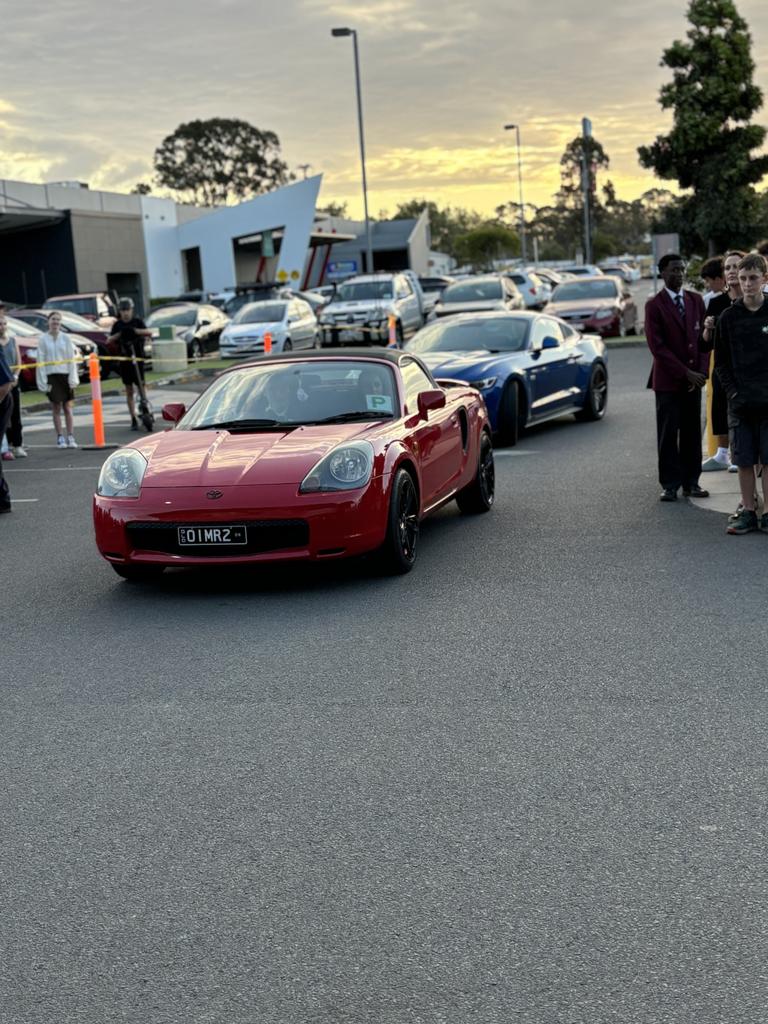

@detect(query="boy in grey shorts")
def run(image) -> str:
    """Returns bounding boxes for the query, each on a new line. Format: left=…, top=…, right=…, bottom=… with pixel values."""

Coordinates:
left=715, top=253, right=768, bottom=534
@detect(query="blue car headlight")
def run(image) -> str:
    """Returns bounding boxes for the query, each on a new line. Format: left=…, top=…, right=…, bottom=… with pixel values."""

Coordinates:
left=468, top=377, right=498, bottom=391
left=97, top=449, right=148, bottom=498
left=300, top=441, right=374, bottom=493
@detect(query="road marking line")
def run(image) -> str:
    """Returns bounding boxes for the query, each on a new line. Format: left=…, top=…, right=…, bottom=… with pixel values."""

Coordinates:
left=10, top=498, right=39, bottom=502
left=493, top=450, right=539, bottom=457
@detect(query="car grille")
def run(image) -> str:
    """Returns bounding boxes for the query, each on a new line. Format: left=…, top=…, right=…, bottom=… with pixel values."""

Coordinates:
left=560, top=310, right=594, bottom=321
left=126, top=519, right=310, bottom=556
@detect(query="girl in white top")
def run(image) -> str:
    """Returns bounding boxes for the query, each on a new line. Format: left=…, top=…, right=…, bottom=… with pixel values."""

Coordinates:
left=36, top=311, right=81, bottom=448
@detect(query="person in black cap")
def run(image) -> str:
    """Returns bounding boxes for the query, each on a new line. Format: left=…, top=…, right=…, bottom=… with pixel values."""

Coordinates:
left=107, top=298, right=152, bottom=429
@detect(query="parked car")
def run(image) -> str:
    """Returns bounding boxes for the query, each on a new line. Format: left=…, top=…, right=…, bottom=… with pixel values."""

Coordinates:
left=558, top=265, right=604, bottom=278
left=93, top=349, right=494, bottom=580
left=145, top=302, right=229, bottom=359
left=405, top=311, right=608, bottom=445
left=599, top=263, right=635, bottom=284
left=222, top=283, right=288, bottom=318
left=219, top=297, right=319, bottom=358
left=432, top=275, right=524, bottom=318
left=43, top=292, right=118, bottom=329
left=10, top=308, right=119, bottom=379
left=503, top=269, right=550, bottom=309
left=319, top=273, right=423, bottom=345
left=546, top=276, right=638, bottom=337
left=8, top=315, right=97, bottom=389
left=526, top=268, right=569, bottom=291
left=418, top=276, right=455, bottom=316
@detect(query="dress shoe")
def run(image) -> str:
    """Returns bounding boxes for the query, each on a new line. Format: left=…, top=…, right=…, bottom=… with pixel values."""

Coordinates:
left=683, top=485, right=709, bottom=498
left=660, top=487, right=678, bottom=502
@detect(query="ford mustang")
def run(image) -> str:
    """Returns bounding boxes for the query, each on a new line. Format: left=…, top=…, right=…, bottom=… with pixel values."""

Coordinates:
left=405, top=311, right=608, bottom=445
left=93, top=350, right=495, bottom=580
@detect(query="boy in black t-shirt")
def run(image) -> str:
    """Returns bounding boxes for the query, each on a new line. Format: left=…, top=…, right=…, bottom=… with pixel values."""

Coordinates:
left=107, top=298, right=152, bottom=430
left=715, top=253, right=768, bottom=534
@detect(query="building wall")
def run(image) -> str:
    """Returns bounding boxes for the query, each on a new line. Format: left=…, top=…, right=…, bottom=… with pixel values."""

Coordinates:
left=406, top=211, right=431, bottom=276
left=140, top=196, right=183, bottom=299
left=69, top=211, right=149, bottom=302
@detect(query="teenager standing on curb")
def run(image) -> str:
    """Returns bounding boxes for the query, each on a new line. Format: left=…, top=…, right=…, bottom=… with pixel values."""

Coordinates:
left=0, top=309, right=26, bottom=459
left=701, top=251, right=744, bottom=473
left=715, top=253, right=768, bottom=535
left=36, top=311, right=80, bottom=449
left=107, top=299, right=152, bottom=430
left=0, top=343, right=14, bottom=512
left=645, top=253, right=710, bottom=502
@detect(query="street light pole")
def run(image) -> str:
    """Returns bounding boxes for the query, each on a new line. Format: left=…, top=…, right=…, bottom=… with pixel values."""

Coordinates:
left=504, top=123, right=527, bottom=264
left=332, top=27, right=374, bottom=274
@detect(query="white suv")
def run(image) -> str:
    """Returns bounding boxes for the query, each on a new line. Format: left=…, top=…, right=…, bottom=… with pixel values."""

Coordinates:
left=319, top=273, right=424, bottom=346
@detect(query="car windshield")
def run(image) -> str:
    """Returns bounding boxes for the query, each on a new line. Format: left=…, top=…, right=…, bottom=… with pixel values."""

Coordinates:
left=232, top=302, right=287, bottom=325
left=407, top=317, right=528, bottom=353
left=225, top=291, right=281, bottom=316
left=335, top=281, right=393, bottom=301
left=552, top=280, right=619, bottom=301
left=56, top=311, right=102, bottom=332
left=178, top=360, right=399, bottom=430
left=147, top=307, right=197, bottom=328
left=441, top=280, right=503, bottom=302
left=45, top=297, right=96, bottom=316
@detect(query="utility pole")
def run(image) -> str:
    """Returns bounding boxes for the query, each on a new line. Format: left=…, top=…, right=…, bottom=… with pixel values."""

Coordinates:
left=581, top=117, right=592, bottom=265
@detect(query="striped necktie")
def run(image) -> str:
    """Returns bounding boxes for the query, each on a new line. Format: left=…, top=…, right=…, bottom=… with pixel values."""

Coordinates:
left=674, top=293, right=685, bottom=319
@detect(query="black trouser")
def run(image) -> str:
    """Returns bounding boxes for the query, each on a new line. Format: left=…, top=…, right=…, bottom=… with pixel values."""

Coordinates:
left=4, top=385, right=22, bottom=447
left=655, top=388, right=703, bottom=490
left=710, top=370, right=728, bottom=437
left=0, top=394, right=12, bottom=509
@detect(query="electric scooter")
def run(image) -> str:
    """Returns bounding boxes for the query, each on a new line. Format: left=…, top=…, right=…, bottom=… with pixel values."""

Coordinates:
left=131, top=349, right=154, bottom=432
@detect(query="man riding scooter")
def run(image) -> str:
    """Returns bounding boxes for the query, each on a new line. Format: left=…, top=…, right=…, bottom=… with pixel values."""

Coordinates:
left=107, top=298, right=153, bottom=430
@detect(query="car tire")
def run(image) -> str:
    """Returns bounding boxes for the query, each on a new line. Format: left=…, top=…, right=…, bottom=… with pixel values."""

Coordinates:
left=575, top=362, right=608, bottom=421
left=378, top=468, right=419, bottom=574
left=283, top=339, right=293, bottom=352
left=496, top=379, right=523, bottom=447
left=111, top=564, right=165, bottom=582
left=312, top=332, right=321, bottom=349
left=456, top=432, right=495, bottom=514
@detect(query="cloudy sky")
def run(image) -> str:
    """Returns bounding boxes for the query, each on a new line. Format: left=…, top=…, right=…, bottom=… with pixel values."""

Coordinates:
left=3, top=0, right=767, bottom=217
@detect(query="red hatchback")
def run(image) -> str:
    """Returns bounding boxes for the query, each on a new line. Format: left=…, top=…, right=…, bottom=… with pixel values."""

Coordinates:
left=93, top=350, right=495, bottom=580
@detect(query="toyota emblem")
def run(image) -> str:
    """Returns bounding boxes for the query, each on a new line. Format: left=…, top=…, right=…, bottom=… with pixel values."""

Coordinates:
left=206, top=490, right=223, bottom=499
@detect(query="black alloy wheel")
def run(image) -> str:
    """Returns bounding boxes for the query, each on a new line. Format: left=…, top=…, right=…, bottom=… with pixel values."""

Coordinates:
left=456, top=432, right=495, bottom=514
left=497, top=379, right=524, bottom=447
left=379, top=469, right=419, bottom=574
left=576, top=363, right=608, bottom=421
left=283, top=339, right=293, bottom=352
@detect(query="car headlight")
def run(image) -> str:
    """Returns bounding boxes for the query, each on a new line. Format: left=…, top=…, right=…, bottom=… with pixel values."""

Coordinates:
left=594, top=308, right=615, bottom=319
left=468, top=377, right=498, bottom=391
left=299, top=441, right=374, bottom=493
left=97, top=448, right=148, bottom=498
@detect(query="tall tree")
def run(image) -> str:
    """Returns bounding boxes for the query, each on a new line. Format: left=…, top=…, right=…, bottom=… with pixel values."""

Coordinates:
left=638, top=0, right=768, bottom=253
left=392, top=199, right=482, bottom=257
left=453, top=224, right=520, bottom=268
left=153, top=118, right=292, bottom=206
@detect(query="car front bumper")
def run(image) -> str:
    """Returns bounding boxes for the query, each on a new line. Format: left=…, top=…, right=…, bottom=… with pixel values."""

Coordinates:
left=93, top=478, right=391, bottom=568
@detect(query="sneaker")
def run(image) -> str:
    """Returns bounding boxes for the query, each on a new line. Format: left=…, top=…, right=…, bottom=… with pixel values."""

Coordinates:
left=11, top=446, right=27, bottom=458
left=702, top=455, right=728, bottom=472
left=727, top=508, right=758, bottom=534
left=66, top=435, right=78, bottom=449
left=759, top=513, right=768, bottom=534
left=1, top=450, right=13, bottom=461
left=56, top=435, right=67, bottom=448
left=728, top=463, right=739, bottom=473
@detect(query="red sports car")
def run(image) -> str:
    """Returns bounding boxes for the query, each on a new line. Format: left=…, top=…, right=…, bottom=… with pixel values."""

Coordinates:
left=93, top=350, right=495, bottom=580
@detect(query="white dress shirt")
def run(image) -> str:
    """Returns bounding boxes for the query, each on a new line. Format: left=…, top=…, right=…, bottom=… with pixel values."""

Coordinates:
left=36, top=332, right=80, bottom=392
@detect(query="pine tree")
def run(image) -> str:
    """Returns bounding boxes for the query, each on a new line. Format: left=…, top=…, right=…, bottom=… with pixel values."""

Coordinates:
left=638, top=0, right=768, bottom=253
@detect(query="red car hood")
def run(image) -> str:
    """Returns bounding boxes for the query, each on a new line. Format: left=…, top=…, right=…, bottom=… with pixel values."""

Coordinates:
left=132, top=422, right=383, bottom=487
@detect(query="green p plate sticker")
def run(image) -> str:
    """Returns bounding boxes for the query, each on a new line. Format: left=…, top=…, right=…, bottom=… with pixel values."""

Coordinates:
left=366, top=394, right=394, bottom=414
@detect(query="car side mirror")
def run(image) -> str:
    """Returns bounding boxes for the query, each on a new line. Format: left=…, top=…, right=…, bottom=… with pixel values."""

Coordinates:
left=542, top=336, right=559, bottom=350
left=417, top=389, right=446, bottom=417
left=162, top=403, right=186, bottom=423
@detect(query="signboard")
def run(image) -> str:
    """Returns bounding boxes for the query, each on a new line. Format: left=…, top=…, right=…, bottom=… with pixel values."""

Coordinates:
left=261, top=230, right=274, bottom=258
left=327, top=260, right=358, bottom=280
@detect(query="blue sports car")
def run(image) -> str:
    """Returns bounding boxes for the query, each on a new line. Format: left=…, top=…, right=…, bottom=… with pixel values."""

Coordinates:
left=405, top=311, right=608, bottom=445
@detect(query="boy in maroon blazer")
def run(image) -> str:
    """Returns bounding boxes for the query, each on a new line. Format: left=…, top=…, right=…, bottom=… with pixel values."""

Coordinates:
left=645, top=254, right=710, bottom=501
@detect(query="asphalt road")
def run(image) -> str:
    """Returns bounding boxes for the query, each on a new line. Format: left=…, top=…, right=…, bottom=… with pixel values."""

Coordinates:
left=3, top=347, right=767, bottom=1024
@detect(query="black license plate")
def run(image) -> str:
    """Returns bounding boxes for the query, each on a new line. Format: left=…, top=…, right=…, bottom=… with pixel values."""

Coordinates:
left=177, top=525, right=247, bottom=546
